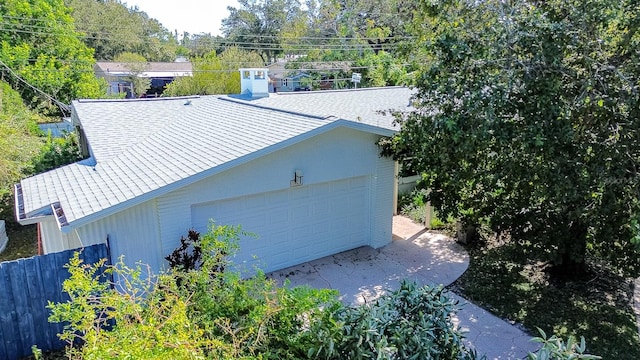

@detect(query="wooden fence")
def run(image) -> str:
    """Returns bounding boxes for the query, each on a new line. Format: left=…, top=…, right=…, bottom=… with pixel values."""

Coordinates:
left=0, top=244, right=108, bottom=359
left=0, top=221, right=8, bottom=254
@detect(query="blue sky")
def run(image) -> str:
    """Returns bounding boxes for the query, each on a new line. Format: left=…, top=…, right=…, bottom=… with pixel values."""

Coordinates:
left=126, top=0, right=239, bottom=36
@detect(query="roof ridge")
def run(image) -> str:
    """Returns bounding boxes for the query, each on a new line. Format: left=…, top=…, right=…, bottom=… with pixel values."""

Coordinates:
left=219, top=96, right=334, bottom=121
left=75, top=96, right=199, bottom=104
left=273, top=86, right=409, bottom=96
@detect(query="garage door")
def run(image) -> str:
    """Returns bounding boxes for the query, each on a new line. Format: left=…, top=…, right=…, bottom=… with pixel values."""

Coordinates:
left=191, top=176, right=370, bottom=272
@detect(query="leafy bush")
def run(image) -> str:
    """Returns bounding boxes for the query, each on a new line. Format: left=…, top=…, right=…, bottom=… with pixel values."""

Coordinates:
left=399, top=188, right=429, bottom=224
left=0, top=81, right=44, bottom=221
left=527, top=328, right=601, bottom=360
left=304, top=280, right=478, bottom=360
left=50, top=223, right=602, bottom=359
left=48, top=254, right=215, bottom=359
left=48, top=223, right=338, bottom=359
left=32, top=132, right=83, bottom=174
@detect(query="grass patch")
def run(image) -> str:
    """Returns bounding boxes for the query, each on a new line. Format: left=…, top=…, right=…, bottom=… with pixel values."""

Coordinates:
left=449, top=238, right=640, bottom=359
left=1, top=224, right=38, bottom=262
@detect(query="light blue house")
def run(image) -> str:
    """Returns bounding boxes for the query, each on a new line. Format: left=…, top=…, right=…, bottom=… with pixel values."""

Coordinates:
left=15, top=70, right=413, bottom=273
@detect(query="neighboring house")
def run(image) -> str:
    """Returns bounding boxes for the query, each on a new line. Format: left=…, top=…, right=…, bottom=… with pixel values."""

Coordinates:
left=94, top=61, right=193, bottom=98
left=268, top=60, right=352, bottom=92
left=15, top=69, right=413, bottom=274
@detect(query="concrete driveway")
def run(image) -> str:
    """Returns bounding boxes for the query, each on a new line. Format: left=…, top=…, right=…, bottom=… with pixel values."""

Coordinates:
left=267, top=216, right=540, bottom=359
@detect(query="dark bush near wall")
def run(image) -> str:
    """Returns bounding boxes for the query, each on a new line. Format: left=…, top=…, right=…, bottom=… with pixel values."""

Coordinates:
left=164, top=228, right=203, bottom=271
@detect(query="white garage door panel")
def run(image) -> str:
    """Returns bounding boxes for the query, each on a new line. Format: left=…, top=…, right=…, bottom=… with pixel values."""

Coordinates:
left=191, top=177, right=370, bottom=272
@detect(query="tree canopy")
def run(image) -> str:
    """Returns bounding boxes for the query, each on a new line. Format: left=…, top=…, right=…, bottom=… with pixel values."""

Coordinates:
left=222, top=0, right=304, bottom=63
left=0, top=0, right=105, bottom=114
left=382, top=0, right=640, bottom=276
left=65, top=0, right=179, bottom=61
left=164, top=47, right=263, bottom=96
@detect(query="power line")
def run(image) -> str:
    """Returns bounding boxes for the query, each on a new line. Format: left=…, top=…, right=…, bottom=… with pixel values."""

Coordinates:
left=0, top=59, right=70, bottom=115
left=0, top=24, right=404, bottom=54
left=1, top=14, right=415, bottom=41
left=0, top=18, right=414, bottom=43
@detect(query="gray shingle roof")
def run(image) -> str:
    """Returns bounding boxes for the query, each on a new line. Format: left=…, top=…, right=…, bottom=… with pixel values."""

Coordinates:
left=227, top=86, right=414, bottom=130
left=95, top=61, right=193, bottom=73
left=18, top=87, right=410, bottom=230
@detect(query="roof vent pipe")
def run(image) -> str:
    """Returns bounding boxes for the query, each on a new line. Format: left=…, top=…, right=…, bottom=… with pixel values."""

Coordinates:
left=239, top=68, right=269, bottom=99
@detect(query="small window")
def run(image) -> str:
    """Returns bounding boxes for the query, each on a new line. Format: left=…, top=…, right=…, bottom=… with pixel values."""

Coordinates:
left=243, top=70, right=251, bottom=79
left=283, top=78, right=288, bottom=87
left=255, top=70, right=265, bottom=79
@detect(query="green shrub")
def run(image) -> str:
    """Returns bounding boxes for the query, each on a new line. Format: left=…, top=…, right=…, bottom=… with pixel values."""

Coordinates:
left=48, top=254, right=216, bottom=359
left=399, top=188, right=429, bottom=224
left=51, top=224, right=516, bottom=360
left=49, top=223, right=339, bottom=359
left=527, top=328, right=601, bottom=360
left=171, top=223, right=338, bottom=359
left=32, top=132, right=83, bottom=174
left=304, top=280, right=479, bottom=360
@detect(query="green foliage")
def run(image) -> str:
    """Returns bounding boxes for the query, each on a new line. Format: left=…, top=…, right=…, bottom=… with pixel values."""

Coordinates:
left=50, top=223, right=480, bottom=359
left=0, top=81, right=44, bottom=220
left=304, top=280, right=477, bottom=360
left=49, top=223, right=339, bottom=359
left=355, top=51, right=410, bottom=87
left=0, top=0, right=105, bottom=113
left=31, top=131, right=83, bottom=174
left=383, top=0, right=640, bottom=276
left=164, top=47, right=263, bottom=96
left=65, top=0, right=179, bottom=61
left=48, top=254, right=214, bottom=359
left=222, top=0, right=304, bottom=63
left=0, top=82, right=42, bottom=192
left=527, top=328, right=601, bottom=360
left=399, top=188, right=429, bottom=224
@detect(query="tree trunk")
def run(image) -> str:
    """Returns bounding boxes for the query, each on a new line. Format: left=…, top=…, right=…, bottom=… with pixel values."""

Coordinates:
left=554, top=220, right=588, bottom=277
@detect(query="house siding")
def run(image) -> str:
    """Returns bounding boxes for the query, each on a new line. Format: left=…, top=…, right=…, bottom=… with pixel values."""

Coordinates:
left=156, top=127, right=393, bottom=272
left=40, top=217, right=82, bottom=254
left=74, top=199, right=162, bottom=270
left=40, top=127, right=393, bottom=273
left=370, top=156, right=395, bottom=248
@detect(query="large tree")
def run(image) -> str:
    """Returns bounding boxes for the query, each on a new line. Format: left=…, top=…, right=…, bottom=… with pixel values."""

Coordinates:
left=164, top=47, right=263, bottom=96
left=65, top=0, right=178, bottom=61
left=0, top=0, right=105, bottom=114
left=382, top=0, right=640, bottom=275
left=222, top=0, right=303, bottom=63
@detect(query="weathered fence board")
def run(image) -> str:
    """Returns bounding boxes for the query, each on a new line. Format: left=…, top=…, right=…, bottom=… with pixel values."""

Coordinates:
left=0, top=244, right=108, bottom=359
left=0, top=221, right=8, bottom=254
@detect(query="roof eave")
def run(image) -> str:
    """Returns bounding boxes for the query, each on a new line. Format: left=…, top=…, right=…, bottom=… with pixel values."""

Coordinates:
left=62, top=120, right=390, bottom=231
left=14, top=183, right=52, bottom=225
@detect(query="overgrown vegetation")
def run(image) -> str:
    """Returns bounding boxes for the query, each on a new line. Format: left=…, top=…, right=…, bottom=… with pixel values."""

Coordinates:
left=398, top=187, right=453, bottom=232
left=0, top=82, right=44, bottom=221
left=48, top=223, right=479, bottom=359
left=382, top=0, right=640, bottom=277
